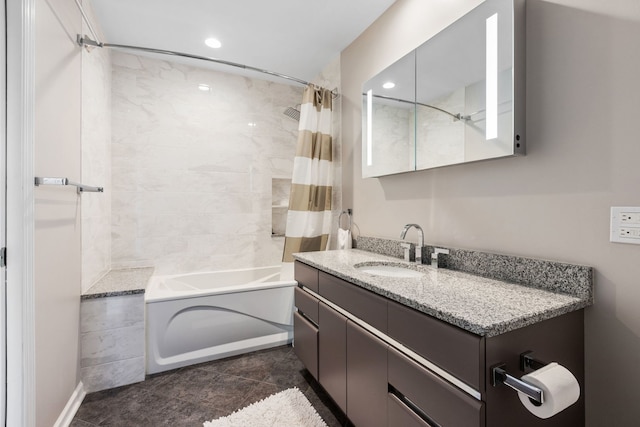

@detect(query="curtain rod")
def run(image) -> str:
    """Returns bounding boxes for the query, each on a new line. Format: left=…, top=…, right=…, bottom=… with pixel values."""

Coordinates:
left=77, top=35, right=338, bottom=98
left=73, top=0, right=337, bottom=97
left=77, top=34, right=338, bottom=99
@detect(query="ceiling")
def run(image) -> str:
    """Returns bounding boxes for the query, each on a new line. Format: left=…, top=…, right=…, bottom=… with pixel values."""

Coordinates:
left=87, top=0, right=396, bottom=85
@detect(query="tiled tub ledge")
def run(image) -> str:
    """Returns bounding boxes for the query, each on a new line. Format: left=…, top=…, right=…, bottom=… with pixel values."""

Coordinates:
left=80, top=267, right=154, bottom=393
left=81, top=267, right=154, bottom=300
left=294, top=243, right=593, bottom=337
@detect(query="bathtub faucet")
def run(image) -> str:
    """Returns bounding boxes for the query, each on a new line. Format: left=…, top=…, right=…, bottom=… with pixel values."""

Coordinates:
left=400, top=224, right=424, bottom=264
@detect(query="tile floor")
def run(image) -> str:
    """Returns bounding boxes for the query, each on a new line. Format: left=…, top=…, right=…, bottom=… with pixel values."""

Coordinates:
left=71, top=345, right=348, bottom=426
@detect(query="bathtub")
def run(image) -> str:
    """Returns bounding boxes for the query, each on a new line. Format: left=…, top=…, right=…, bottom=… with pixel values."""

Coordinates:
left=145, top=265, right=296, bottom=374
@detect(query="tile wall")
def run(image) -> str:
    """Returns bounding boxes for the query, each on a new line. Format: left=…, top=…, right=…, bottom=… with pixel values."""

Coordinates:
left=80, top=294, right=145, bottom=392
left=110, top=53, right=304, bottom=274
left=81, top=2, right=112, bottom=293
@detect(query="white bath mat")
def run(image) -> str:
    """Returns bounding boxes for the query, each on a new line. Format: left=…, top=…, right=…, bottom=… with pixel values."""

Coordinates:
left=203, top=387, right=328, bottom=427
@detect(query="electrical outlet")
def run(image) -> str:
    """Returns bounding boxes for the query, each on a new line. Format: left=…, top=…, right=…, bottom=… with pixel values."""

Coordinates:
left=611, top=207, right=640, bottom=244
left=619, top=228, right=640, bottom=239
left=621, top=212, right=640, bottom=224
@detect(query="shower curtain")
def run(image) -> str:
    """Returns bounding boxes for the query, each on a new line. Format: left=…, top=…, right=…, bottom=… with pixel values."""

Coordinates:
left=282, top=85, right=333, bottom=263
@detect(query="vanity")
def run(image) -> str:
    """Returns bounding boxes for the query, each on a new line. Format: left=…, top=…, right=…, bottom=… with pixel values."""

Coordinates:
left=292, top=245, right=592, bottom=427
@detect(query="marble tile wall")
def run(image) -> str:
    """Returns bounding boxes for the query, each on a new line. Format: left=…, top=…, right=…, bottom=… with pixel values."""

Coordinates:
left=80, top=294, right=145, bottom=393
left=81, top=1, right=112, bottom=293
left=271, top=178, right=291, bottom=236
left=111, top=52, right=305, bottom=274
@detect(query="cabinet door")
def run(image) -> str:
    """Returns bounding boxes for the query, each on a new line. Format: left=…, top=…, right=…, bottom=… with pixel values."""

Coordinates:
left=318, top=302, right=347, bottom=413
left=347, top=321, right=388, bottom=427
left=293, top=312, right=318, bottom=380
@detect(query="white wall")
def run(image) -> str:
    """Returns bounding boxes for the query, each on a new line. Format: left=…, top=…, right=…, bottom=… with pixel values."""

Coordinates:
left=33, top=0, right=82, bottom=424
left=341, top=0, right=640, bottom=424
left=81, top=1, right=112, bottom=293
left=110, top=52, right=303, bottom=274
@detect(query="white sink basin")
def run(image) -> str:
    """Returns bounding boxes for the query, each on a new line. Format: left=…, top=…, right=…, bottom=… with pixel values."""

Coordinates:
left=354, top=263, right=424, bottom=278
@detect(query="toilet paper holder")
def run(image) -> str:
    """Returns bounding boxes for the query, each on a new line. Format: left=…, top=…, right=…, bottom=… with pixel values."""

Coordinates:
left=491, top=352, right=548, bottom=405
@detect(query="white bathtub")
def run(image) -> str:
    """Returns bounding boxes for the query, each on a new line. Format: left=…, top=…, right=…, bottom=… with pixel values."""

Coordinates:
left=145, top=265, right=296, bottom=374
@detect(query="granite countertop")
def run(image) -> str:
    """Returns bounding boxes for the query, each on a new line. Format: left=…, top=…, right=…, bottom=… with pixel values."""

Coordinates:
left=82, top=267, right=154, bottom=300
left=293, top=250, right=592, bottom=337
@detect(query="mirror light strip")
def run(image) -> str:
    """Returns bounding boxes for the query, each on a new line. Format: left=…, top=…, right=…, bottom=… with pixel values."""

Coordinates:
left=367, top=89, right=373, bottom=166
left=486, top=13, right=498, bottom=140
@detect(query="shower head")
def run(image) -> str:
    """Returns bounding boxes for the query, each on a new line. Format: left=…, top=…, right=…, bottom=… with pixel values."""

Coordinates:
left=283, top=106, right=300, bottom=122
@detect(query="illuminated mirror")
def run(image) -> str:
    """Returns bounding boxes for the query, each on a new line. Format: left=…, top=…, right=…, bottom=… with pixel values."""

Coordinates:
left=362, top=0, right=525, bottom=178
left=362, top=51, right=416, bottom=177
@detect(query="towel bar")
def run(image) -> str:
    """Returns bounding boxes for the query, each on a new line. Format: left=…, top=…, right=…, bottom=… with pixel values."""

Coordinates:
left=35, top=177, right=104, bottom=194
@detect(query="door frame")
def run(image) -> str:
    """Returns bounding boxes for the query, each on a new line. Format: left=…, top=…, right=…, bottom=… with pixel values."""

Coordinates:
left=6, top=0, right=37, bottom=425
left=1, top=0, right=6, bottom=424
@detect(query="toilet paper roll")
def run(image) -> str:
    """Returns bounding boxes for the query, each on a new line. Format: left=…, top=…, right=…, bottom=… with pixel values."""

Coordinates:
left=518, top=362, right=580, bottom=419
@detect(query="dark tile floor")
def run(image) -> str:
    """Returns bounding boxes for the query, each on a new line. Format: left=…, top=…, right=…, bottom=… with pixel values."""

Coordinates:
left=71, top=345, right=348, bottom=427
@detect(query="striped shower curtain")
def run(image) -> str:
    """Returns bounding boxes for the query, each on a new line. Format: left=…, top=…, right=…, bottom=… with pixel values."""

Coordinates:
left=282, top=85, right=333, bottom=263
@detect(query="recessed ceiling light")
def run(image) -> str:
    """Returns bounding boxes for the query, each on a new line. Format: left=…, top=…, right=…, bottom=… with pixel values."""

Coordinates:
left=382, top=82, right=396, bottom=89
left=198, top=84, right=210, bottom=91
left=204, top=38, right=222, bottom=49
left=248, top=122, right=257, bottom=127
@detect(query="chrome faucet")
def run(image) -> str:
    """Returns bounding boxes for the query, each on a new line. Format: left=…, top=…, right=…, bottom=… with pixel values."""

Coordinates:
left=400, top=224, right=424, bottom=264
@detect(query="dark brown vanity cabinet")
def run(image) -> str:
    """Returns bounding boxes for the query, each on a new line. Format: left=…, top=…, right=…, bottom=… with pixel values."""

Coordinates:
left=293, top=261, right=584, bottom=427
left=293, top=312, right=318, bottom=380
left=293, top=287, right=319, bottom=379
left=388, top=393, right=432, bottom=427
left=294, top=261, right=319, bottom=292
left=346, top=321, right=388, bottom=427
left=294, top=267, right=390, bottom=424
left=388, top=347, right=484, bottom=427
left=388, top=299, right=484, bottom=391
left=318, top=271, right=388, bottom=332
left=318, top=301, right=347, bottom=413
left=317, top=304, right=390, bottom=425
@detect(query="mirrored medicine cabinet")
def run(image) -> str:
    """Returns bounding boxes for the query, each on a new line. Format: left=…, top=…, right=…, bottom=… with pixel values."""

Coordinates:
left=362, top=0, right=525, bottom=178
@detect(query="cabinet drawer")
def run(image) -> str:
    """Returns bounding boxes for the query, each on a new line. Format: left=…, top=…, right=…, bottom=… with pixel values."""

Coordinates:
left=294, top=287, right=319, bottom=324
left=293, top=312, right=318, bottom=380
left=388, top=348, right=484, bottom=427
left=388, top=300, right=483, bottom=390
left=388, top=393, right=433, bottom=427
left=318, top=271, right=387, bottom=333
left=294, top=261, right=319, bottom=292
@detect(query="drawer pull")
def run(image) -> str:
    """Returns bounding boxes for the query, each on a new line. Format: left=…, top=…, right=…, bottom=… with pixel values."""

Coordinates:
left=388, top=385, right=441, bottom=427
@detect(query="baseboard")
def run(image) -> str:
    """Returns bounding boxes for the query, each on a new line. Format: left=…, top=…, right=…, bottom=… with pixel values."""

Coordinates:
left=53, top=381, right=86, bottom=427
